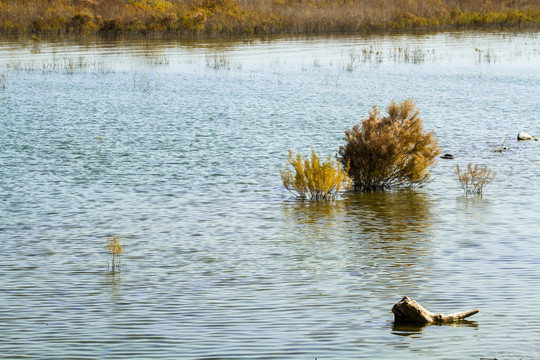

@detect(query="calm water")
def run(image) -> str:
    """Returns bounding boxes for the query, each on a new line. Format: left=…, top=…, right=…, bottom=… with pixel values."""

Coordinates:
left=1, top=31, right=539, bottom=359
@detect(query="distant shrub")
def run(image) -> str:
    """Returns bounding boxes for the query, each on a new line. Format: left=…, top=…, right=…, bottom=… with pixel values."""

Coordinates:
left=68, top=12, right=96, bottom=33
left=31, top=14, right=67, bottom=32
left=100, top=18, right=122, bottom=33
left=0, top=0, right=539, bottom=36
left=338, top=99, right=441, bottom=191
left=105, top=235, right=125, bottom=270
left=456, top=163, right=495, bottom=195
left=281, top=149, right=351, bottom=200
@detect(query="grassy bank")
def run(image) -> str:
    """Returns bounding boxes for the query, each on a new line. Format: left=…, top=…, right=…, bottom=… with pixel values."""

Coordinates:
left=1, top=0, right=539, bottom=37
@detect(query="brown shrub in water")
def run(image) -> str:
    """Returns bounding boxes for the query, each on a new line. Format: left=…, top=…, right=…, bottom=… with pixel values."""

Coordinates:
left=338, top=99, right=441, bottom=191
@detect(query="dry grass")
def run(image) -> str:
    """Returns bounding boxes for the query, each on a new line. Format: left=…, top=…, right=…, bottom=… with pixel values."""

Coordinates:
left=281, top=148, right=352, bottom=200
left=0, top=0, right=539, bottom=37
left=338, top=99, right=441, bottom=191
left=456, top=163, right=496, bottom=195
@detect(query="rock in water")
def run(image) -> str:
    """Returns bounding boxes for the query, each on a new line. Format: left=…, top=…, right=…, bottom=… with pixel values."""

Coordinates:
left=517, top=131, right=537, bottom=141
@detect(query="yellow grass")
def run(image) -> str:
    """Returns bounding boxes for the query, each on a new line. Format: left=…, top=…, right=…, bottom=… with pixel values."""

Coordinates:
left=105, top=235, right=125, bottom=270
left=281, top=148, right=352, bottom=200
left=0, top=0, right=539, bottom=37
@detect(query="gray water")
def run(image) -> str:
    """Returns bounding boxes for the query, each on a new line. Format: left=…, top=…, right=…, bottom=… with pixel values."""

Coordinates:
left=0, top=31, right=539, bottom=359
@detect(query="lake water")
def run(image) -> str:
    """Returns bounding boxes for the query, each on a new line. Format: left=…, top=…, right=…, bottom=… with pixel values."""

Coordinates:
left=1, top=31, right=539, bottom=359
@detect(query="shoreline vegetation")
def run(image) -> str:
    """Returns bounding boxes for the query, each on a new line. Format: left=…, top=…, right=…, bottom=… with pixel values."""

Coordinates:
left=0, top=0, right=539, bottom=39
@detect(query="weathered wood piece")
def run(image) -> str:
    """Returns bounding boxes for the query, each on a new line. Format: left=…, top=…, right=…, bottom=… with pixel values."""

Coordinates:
left=392, top=296, right=479, bottom=324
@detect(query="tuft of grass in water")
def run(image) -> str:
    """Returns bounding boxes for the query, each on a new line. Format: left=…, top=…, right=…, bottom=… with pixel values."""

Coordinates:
left=390, top=46, right=428, bottom=63
left=4, top=55, right=115, bottom=74
left=475, top=48, right=497, bottom=63
left=144, top=54, right=170, bottom=66
left=0, top=72, right=7, bottom=90
left=105, top=235, right=125, bottom=271
left=344, top=48, right=359, bottom=72
left=490, top=137, right=509, bottom=153
left=339, top=45, right=438, bottom=70
left=456, top=163, right=496, bottom=195
left=205, top=52, right=231, bottom=70
left=281, top=148, right=351, bottom=200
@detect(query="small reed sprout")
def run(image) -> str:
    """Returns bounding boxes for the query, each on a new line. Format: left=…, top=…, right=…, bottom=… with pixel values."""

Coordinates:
left=490, top=137, right=509, bottom=153
left=475, top=48, right=496, bottom=63
left=205, top=52, right=231, bottom=70
left=456, top=163, right=496, bottom=195
left=144, top=54, right=170, bottom=66
left=281, top=148, right=352, bottom=200
left=105, top=235, right=125, bottom=271
left=0, top=72, right=7, bottom=90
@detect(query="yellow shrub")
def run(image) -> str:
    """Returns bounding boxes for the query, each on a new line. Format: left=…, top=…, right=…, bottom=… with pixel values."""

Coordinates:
left=1, top=21, right=26, bottom=32
left=182, top=7, right=211, bottom=30
left=281, top=149, right=351, bottom=200
left=105, top=235, right=125, bottom=270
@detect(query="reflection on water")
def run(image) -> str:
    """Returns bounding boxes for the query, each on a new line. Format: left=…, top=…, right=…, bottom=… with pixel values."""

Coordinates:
left=1, top=32, right=539, bottom=359
left=391, top=320, right=479, bottom=337
left=458, top=193, right=491, bottom=210
left=282, top=189, right=433, bottom=239
left=282, top=189, right=434, bottom=245
left=281, top=190, right=435, bottom=298
left=1, top=31, right=538, bottom=75
left=343, top=190, right=434, bottom=241
left=106, top=270, right=123, bottom=301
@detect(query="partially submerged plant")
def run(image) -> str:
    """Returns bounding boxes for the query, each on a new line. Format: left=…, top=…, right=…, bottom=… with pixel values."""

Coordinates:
left=456, top=163, right=496, bottom=195
left=281, top=148, right=351, bottom=200
left=338, top=99, right=441, bottom=191
left=0, top=72, right=7, bottom=90
left=105, top=235, right=125, bottom=271
left=205, top=52, right=231, bottom=70
left=490, top=137, right=509, bottom=153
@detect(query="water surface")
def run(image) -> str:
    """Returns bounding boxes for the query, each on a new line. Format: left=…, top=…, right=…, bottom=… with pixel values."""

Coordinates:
left=1, top=31, right=539, bottom=359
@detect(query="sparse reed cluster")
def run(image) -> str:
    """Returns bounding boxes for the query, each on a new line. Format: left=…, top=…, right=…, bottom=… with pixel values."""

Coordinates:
left=4, top=55, right=112, bottom=74
left=281, top=149, right=351, bottom=200
left=456, top=163, right=496, bottom=195
left=105, top=235, right=125, bottom=270
left=0, top=0, right=538, bottom=37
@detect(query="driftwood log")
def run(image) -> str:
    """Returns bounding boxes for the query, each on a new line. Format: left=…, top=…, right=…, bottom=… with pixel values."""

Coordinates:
left=392, top=296, right=479, bottom=324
